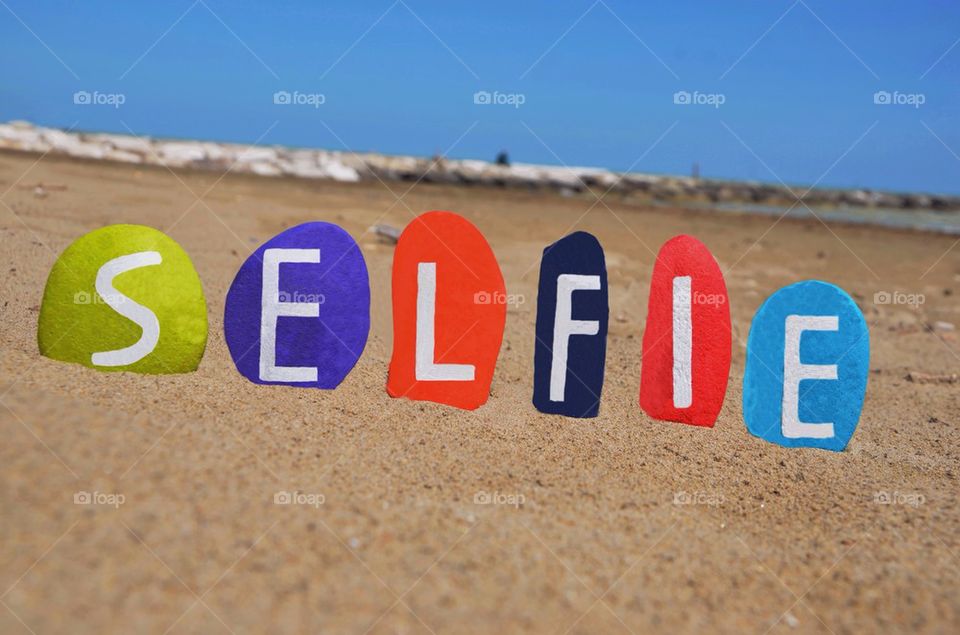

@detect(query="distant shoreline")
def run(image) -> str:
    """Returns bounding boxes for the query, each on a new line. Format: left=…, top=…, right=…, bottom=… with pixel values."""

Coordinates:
left=3, top=119, right=960, bottom=218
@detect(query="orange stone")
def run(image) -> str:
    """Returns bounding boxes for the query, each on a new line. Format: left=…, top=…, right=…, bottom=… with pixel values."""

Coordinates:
left=386, top=211, right=507, bottom=410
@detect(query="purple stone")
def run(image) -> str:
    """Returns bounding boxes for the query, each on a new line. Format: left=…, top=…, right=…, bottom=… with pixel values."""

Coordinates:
left=224, top=222, right=370, bottom=388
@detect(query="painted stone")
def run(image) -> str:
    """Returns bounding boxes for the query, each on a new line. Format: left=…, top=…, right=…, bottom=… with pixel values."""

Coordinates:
left=386, top=211, right=506, bottom=410
left=532, top=232, right=608, bottom=418
left=743, top=280, right=869, bottom=451
left=223, top=222, right=370, bottom=388
left=639, top=235, right=731, bottom=427
left=37, top=224, right=207, bottom=373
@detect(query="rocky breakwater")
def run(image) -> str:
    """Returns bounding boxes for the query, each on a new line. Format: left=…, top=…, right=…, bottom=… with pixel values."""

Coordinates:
left=2, top=120, right=958, bottom=212
left=0, top=120, right=364, bottom=183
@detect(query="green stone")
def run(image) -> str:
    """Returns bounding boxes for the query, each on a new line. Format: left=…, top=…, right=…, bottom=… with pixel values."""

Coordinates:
left=38, top=224, right=208, bottom=374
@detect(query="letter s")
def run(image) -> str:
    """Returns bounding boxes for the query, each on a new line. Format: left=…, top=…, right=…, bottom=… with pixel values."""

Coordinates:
left=90, top=251, right=162, bottom=367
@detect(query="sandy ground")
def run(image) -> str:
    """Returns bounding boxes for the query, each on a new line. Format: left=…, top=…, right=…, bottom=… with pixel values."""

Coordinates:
left=0, top=150, right=958, bottom=634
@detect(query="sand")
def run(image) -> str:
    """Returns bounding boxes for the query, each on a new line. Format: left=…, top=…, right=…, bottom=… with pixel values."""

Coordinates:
left=0, top=150, right=958, bottom=634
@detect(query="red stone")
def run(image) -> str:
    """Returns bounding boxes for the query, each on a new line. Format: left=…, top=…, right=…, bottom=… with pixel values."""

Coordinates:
left=639, top=235, right=731, bottom=426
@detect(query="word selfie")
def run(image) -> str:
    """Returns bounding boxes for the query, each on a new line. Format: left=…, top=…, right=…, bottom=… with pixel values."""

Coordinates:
left=37, top=212, right=870, bottom=452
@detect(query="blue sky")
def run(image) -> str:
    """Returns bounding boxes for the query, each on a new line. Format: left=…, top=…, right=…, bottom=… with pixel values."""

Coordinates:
left=2, top=0, right=959, bottom=193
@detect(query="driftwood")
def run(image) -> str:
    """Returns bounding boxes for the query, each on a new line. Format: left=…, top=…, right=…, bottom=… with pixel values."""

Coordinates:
left=16, top=182, right=67, bottom=191
left=905, top=371, right=959, bottom=385
left=371, top=224, right=401, bottom=245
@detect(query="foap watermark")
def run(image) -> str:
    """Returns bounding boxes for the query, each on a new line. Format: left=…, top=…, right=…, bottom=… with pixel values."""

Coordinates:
left=74, top=491, right=125, bottom=508
left=874, top=490, right=925, bottom=507
left=692, top=291, right=726, bottom=307
left=474, top=290, right=525, bottom=306
left=673, top=90, right=725, bottom=108
left=273, top=90, right=326, bottom=108
left=474, top=490, right=525, bottom=508
left=274, top=490, right=325, bottom=508
left=73, top=91, right=126, bottom=108
left=275, top=290, right=326, bottom=304
left=873, top=291, right=924, bottom=308
left=873, top=91, right=925, bottom=108
left=673, top=490, right=724, bottom=506
left=73, top=290, right=130, bottom=306
left=473, top=90, right=526, bottom=108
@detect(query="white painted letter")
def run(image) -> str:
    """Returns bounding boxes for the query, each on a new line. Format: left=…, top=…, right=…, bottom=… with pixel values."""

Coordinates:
left=259, top=248, right=320, bottom=382
left=91, top=251, right=163, bottom=367
left=672, top=276, right=693, bottom=408
left=415, top=262, right=475, bottom=381
left=782, top=314, right=838, bottom=438
left=550, top=274, right=601, bottom=401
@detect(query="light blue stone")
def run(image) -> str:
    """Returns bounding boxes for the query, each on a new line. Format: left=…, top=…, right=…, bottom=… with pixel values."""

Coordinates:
left=743, top=280, right=869, bottom=451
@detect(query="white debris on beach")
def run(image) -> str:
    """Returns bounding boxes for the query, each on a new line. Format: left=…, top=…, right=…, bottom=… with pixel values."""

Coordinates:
left=1, top=120, right=958, bottom=212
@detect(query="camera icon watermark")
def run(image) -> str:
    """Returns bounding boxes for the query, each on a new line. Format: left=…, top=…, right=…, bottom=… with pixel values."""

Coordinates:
left=473, top=90, right=526, bottom=108
left=273, top=90, right=326, bottom=108
left=873, top=290, right=924, bottom=308
left=873, top=91, right=925, bottom=108
left=673, top=90, right=725, bottom=108
left=473, top=290, right=525, bottom=306
left=73, top=91, right=126, bottom=108
left=473, top=490, right=525, bottom=508
left=74, top=491, right=125, bottom=508
left=273, top=490, right=325, bottom=508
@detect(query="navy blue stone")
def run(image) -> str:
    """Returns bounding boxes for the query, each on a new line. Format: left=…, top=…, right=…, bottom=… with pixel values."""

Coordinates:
left=533, top=232, right=609, bottom=418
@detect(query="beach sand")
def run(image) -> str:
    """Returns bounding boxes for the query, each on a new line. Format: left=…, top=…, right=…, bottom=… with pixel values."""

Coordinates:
left=0, top=150, right=957, bottom=634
